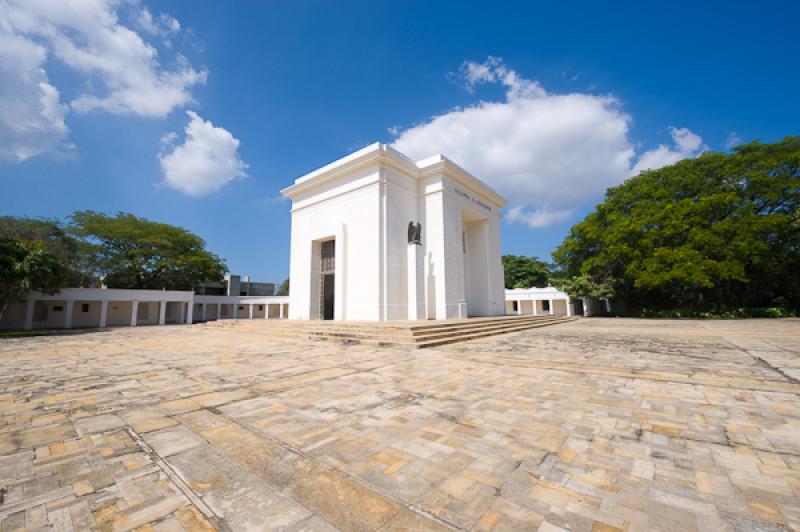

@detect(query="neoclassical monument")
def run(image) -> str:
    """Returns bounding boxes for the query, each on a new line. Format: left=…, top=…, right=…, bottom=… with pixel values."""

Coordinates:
left=1, top=144, right=580, bottom=331
left=282, top=143, right=507, bottom=321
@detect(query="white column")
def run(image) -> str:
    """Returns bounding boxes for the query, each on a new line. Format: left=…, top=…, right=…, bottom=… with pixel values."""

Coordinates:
left=201, top=303, right=207, bottom=321
left=232, top=304, right=237, bottom=319
left=533, top=300, right=538, bottom=316
left=185, top=302, right=193, bottom=324
left=248, top=304, right=254, bottom=319
left=130, top=301, right=139, bottom=326
left=566, top=298, right=572, bottom=317
left=280, top=304, right=285, bottom=319
left=407, top=243, right=425, bottom=320
left=517, top=300, right=522, bottom=315
left=24, top=299, right=35, bottom=330
left=99, top=301, right=108, bottom=328
left=549, top=299, right=554, bottom=315
left=64, top=300, right=74, bottom=329
left=264, top=304, right=270, bottom=319
left=216, top=304, right=222, bottom=320
left=158, top=301, right=166, bottom=325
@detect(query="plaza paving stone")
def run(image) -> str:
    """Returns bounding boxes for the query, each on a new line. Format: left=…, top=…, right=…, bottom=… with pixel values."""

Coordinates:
left=0, top=318, right=799, bottom=531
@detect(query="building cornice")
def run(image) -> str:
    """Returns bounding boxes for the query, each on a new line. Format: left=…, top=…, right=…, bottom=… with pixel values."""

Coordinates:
left=281, top=143, right=507, bottom=209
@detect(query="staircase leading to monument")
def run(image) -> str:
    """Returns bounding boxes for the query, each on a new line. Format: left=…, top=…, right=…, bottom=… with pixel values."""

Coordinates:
left=199, top=314, right=575, bottom=348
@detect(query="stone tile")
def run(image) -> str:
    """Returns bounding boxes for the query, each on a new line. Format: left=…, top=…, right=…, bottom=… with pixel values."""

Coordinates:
left=166, top=445, right=239, bottom=494
left=205, top=475, right=312, bottom=531
left=287, top=459, right=402, bottom=531
left=121, top=408, right=177, bottom=434
left=174, top=409, right=230, bottom=433
left=1, top=317, right=799, bottom=531
left=74, top=414, right=126, bottom=436
left=379, top=509, right=452, bottom=531
left=142, top=426, right=204, bottom=457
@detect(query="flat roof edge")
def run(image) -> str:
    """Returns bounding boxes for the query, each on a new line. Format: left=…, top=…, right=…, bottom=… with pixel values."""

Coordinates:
left=282, top=143, right=508, bottom=208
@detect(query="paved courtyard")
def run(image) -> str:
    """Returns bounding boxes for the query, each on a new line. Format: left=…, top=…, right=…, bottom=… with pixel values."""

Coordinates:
left=1, top=318, right=799, bottom=531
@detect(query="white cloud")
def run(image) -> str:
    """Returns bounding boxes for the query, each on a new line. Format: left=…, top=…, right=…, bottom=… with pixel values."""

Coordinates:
left=392, top=58, right=705, bottom=228
left=461, top=56, right=546, bottom=100
left=159, top=111, right=248, bottom=196
left=0, top=24, right=69, bottom=162
left=135, top=6, right=180, bottom=38
left=0, top=0, right=206, bottom=162
left=725, top=131, right=742, bottom=150
left=4, top=0, right=207, bottom=117
left=629, top=127, right=706, bottom=176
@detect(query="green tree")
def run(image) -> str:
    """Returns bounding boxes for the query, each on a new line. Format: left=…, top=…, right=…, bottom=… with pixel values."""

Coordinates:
left=276, top=278, right=290, bottom=296
left=0, top=238, right=67, bottom=321
left=0, top=216, right=96, bottom=286
left=70, top=211, right=227, bottom=290
left=553, top=136, right=800, bottom=312
left=502, top=255, right=551, bottom=288
left=554, top=273, right=614, bottom=300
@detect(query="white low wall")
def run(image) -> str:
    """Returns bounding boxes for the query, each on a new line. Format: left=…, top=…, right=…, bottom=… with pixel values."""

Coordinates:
left=2, top=288, right=194, bottom=331
left=504, top=287, right=574, bottom=317
left=193, top=295, right=289, bottom=321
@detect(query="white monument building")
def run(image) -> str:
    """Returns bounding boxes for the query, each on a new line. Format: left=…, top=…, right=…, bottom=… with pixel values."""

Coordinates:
left=282, top=143, right=507, bottom=321
left=3, top=144, right=585, bottom=332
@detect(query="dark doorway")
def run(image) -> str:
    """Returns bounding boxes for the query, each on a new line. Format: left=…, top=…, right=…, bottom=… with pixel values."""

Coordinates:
left=322, top=274, right=335, bottom=320
left=320, top=239, right=335, bottom=320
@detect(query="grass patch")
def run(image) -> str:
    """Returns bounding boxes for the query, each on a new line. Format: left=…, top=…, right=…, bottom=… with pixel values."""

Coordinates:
left=0, top=329, right=47, bottom=338
left=594, top=307, right=797, bottom=319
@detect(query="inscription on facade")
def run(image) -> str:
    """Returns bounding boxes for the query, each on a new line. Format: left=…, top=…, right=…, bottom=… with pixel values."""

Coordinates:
left=454, top=187, right=492, bottom=212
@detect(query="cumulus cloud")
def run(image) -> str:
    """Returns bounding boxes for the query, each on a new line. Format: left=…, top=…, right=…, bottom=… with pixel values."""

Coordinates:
left=159, top=111, right=248, bottom=196
left=392, top=57, right=705, bottom=228
left=4, top=0, right=206, bottom=117
left=0, top=0, right=206, bottom=162
left=0, top=24, right=69, bottom=162
left=629, top=127, right=706, bottom=176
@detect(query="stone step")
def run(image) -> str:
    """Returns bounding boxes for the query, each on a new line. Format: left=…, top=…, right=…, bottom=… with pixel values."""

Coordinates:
left=406, top=315, right=567, bottom=332
left=407, top=316, right=565, bottom=335
left=296, top=317, right=569, bottom=342
left=308, top=318, right=575, bottom=348
left=209, top=315, right=562, bottom=339
left=416, top=319, right=575, bottom=348
left=198, top=315, right=576, bottom=348
left=199, top=314, right=564, bottom=334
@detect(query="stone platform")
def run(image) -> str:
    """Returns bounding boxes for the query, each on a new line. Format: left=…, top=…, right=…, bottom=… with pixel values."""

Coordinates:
left=2, top=318, right=800, bottom=531
left=200, top=314, right=576, bottom=348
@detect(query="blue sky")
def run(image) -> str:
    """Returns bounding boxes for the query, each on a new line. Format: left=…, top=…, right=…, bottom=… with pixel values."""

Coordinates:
left=2, top=1, right=798, bottom=283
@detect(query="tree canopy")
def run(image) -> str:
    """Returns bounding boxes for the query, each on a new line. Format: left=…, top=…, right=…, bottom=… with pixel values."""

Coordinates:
left=553, top=136, right=800, bottom=312
left=0, top=216, right=94, bottom=287
left=0, top=212, right=228, bottom=314
left=502, top=255, right=551, bottom=288
left=70, top=211, right=227, bottom=290
left=0, top=238, right=67, bottom=320
left=276, top=278, right=290, bottom=296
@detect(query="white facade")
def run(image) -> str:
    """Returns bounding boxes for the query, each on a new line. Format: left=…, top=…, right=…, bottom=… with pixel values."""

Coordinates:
left=0, top=288, right=289, bottom=331
left=505, top=286, right=574, bottom=317
left=282, top=143, right=507, bottom=321
left=193, top=295, right=289, bottom=322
